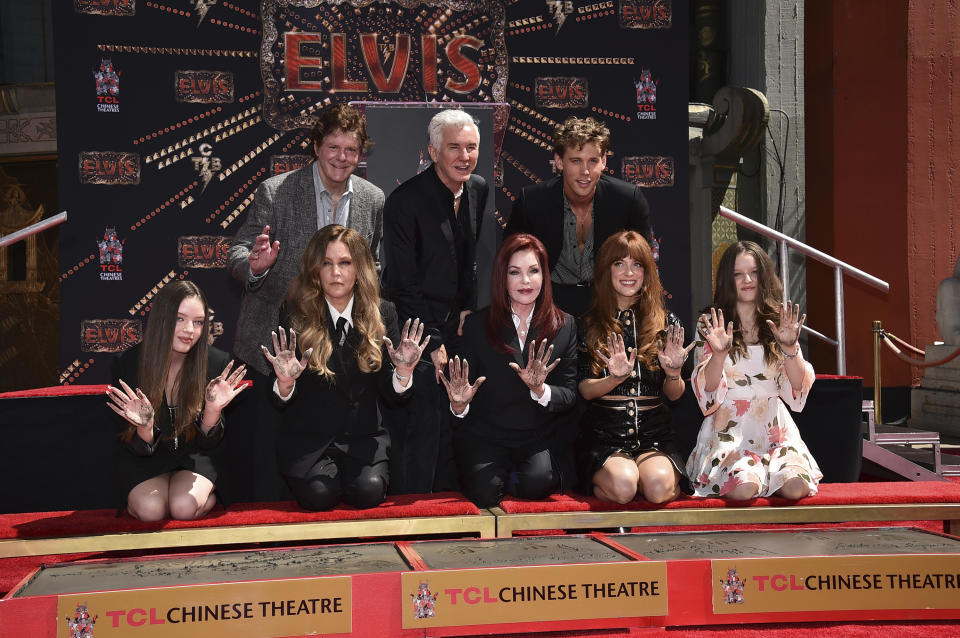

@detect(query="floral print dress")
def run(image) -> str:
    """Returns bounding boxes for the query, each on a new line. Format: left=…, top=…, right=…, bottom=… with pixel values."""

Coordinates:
left=685, top=344, right=822, bottom=497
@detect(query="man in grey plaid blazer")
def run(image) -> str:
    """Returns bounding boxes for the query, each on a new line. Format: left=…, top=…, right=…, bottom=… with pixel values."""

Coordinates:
left=228, top=104, right=384, bottom=377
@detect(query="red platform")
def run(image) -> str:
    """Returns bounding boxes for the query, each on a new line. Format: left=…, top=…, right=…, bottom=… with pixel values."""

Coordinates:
left=2, top=528, right=960, bottom=637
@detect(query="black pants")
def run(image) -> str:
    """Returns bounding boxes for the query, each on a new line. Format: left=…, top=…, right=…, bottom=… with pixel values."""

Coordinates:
left=221, top=366, right=292, bottom=503
left=283, top=449, right=388, bottom=511
left=385, top=328, right=460, bottom=494
left=454, top=431, right=557, bottom=508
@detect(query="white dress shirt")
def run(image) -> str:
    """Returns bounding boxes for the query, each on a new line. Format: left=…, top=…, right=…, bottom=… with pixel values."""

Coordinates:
left=451, top=305, right=551, bottom=418
left=274, top=295, right=411, bottom=399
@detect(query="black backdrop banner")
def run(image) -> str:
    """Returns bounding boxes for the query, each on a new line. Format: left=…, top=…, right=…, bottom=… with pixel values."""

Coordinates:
left=54, top=0, right=688, bottom=384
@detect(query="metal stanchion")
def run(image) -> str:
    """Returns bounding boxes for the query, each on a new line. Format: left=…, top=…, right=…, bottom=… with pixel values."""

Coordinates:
left=872, top=320, right=883, bottom=425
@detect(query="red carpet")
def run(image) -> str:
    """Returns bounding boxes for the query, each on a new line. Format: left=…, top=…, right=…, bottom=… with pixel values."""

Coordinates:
left=498, top=481, right=960, bottom=513
left=0, top=492, right=479, bottom=540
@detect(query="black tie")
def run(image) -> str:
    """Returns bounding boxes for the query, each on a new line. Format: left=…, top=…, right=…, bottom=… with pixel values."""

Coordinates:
left=334, top=316, right=347, bottom=347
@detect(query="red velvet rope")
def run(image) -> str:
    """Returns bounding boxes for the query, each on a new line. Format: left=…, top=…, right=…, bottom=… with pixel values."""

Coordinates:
left=883, top=329, right=926, bottom=356
left=880, top=331, right=960, bottom=367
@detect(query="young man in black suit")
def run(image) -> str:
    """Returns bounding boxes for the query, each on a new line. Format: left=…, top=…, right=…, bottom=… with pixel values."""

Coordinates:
left=382, top=109, right=491, bottom=493
left=505, top=116, right=651, bottom=317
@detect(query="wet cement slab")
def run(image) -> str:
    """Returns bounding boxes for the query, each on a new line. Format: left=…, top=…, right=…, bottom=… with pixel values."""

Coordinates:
left=410, top=536, right=629, bottom=569
left=15, top=542, right=408, bottom=597
left=16, top=529, right=960, bottom=598
left=614, top=528, right=960, bottom=560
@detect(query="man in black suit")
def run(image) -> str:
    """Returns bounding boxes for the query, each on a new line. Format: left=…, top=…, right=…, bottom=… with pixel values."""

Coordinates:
left=382, top=109, right=490, bottom=493
left=505, top=116, right=651, bottom=317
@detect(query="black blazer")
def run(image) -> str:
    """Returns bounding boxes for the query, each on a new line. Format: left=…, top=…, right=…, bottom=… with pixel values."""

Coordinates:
left=382, top=167, right=489, bottom=351
left=273, top=301, right=410, bottom=479
left=505, top=174, right=651, bottom=271
left=453, top=307, right=578, bottom=446
left=111, top=344, right=231, bottom=499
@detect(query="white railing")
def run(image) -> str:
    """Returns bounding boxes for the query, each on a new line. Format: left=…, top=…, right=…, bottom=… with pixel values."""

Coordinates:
left=0, top=211, right=68, bottom=249
left=719, top=206, right=889, bottom=375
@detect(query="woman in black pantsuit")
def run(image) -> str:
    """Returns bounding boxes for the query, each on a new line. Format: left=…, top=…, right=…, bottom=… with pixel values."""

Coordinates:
left=107, top=280, right=247, bottom=521
left=442, top=233, right=578, bottom=508
left=263, top=225, right=428, bottom=511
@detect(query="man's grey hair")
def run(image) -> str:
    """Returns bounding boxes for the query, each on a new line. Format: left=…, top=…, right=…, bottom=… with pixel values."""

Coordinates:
left=427, top=109, right=479, bottom=149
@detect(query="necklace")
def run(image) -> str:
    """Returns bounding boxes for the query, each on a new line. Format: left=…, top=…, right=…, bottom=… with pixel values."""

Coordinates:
left=167, top=405, right=179, bottom=450
left=452, top=185, right=464, bottom=214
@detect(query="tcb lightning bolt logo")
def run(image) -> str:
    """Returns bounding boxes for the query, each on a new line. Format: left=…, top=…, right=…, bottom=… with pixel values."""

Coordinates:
left=546, top=0, right=573, bottom=35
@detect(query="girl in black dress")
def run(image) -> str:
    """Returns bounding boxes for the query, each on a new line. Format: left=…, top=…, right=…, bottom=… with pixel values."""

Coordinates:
left=577, top=231, right=693, bottom=504
left=107, top=280, right=247, bottom=521
left=262, top=225, right=428, bottom=510
left=441, top=233, right=578, bottom=507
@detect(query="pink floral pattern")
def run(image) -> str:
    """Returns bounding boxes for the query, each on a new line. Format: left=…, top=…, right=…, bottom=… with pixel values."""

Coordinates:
left=719, top=474, right=742, bottom=495
left=685, top=345, right=822, bottom=498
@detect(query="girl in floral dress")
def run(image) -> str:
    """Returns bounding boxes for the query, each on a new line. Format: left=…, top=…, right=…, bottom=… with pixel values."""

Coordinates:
left=686, top=241, right=822, bottom=500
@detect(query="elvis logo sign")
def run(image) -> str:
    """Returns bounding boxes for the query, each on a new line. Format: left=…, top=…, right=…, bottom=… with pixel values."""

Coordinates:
left=622, top=156, right=674, bottom=188
left=75, top=0, right=135, bottom=16
left=175, top=70, right=235, bottom=103
left=79, top=152, right=141, bottom=185
left=270, top=155, right=313, bottom=176
left=260, top=0, right=507, bottom=131
left=534, top=77, right=588, bottom=108
left=178, top=236, right=230, bottom=269
left=619, top=0, right=671, bottom=29
left=81, top=319, right=142, bottom=352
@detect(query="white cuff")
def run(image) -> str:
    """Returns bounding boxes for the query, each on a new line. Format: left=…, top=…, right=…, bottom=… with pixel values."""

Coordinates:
left=450, top=402, right=470, bottom=418
left=392, top=370, right=413, bottom=393
left=531, top=384, right=552, bottom=406
left=273, top=378, right=295, bottom=402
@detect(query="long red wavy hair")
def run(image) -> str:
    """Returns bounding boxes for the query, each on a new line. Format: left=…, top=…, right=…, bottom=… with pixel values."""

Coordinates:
left=583, top=231, right=665, bottom=374
left=486, top=233, right=564, bottom=353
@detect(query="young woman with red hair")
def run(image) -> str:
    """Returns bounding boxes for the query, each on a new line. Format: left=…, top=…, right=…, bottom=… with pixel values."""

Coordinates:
left=577, top=231, right=693, bottom=504
left=440, top=233, right=578, bottom=507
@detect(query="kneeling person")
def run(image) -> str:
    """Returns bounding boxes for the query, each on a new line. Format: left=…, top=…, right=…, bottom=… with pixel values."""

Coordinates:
left=443, top=234, right=578, bottom=507
left=264, top=225, right=428, bottom=510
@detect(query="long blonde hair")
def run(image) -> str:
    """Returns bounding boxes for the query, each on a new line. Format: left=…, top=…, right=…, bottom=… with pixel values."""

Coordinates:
left=285, top=225, right=385, bottom=379
left=584, top=231, right=665, bottom=375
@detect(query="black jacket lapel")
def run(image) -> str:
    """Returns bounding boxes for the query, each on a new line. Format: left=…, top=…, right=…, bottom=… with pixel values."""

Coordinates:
left=502, top=321, right=526, bottom=367
left=546, top=177, right=565, bottom=270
